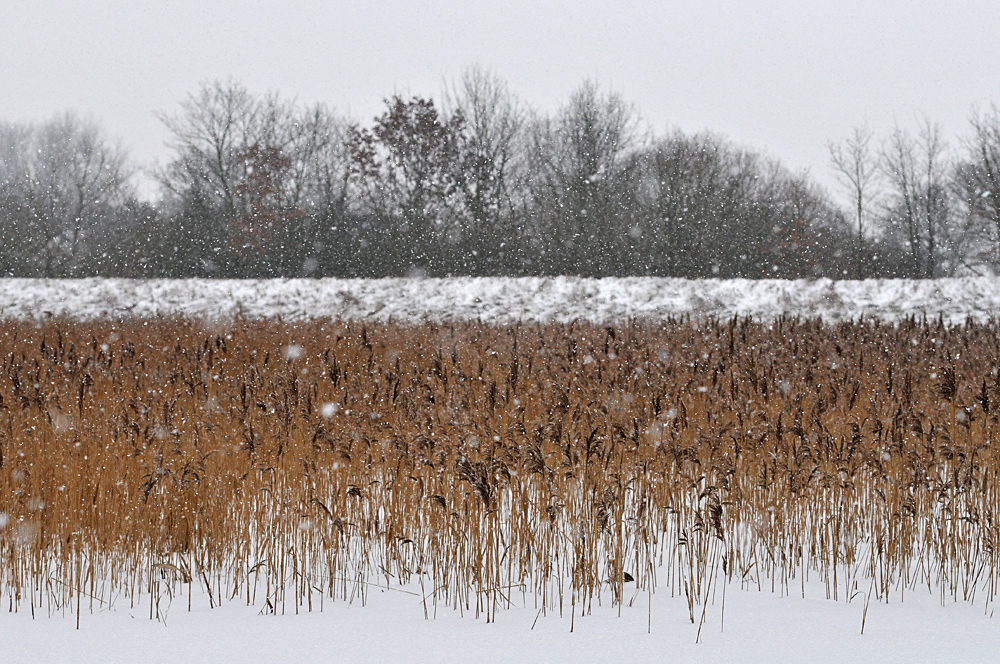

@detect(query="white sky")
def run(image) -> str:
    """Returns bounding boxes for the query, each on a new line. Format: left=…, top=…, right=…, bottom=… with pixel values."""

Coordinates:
left=2, top=1, right=999, bottom=201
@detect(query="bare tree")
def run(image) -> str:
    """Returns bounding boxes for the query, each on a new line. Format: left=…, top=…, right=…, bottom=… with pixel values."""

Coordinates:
left=443, top=65, right=524, bottom=272
left=632, top=132, right=736, bottom=276
left=0, top=113, right=130, bottom=276
left=158, top=79, right=271, bottom=216
left=881, top=120, right=956, bottom=277
left=829, top=125, right=880, bottom=240
left=158, top=80, right=354, bottom=276
left=524, top=81, right=642, bottom=275
left=285, top=105, right=354, bottom=276
left=0, top=123, right=35, bottom=275
left=956, top=105, right=1000, bottom=269
left=286, top=104, right=352, bottom=218
left=828, top=124, right=882, bottom=275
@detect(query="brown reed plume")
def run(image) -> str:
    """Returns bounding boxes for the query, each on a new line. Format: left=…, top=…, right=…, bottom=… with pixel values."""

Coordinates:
left=1, top=315, right=1000, bottom=626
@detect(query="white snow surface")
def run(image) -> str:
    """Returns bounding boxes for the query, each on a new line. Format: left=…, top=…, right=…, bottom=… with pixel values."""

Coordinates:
left=4, top=580, right=998, bottom=664
left=1, top=276, right=1000, bottom=324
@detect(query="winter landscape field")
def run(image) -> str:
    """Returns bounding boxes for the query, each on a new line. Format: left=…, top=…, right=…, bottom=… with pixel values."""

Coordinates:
left=3, top=277, right=1000, bottom=663
left=6, top=0, right=1000, bottom=660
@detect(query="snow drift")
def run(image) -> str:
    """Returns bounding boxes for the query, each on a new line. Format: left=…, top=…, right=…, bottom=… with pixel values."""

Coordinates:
left=1, top=276, right=999, bottom=324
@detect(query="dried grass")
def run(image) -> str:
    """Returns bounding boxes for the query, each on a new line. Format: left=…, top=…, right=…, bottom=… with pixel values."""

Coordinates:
left=1, top=315, right=999, bottom=624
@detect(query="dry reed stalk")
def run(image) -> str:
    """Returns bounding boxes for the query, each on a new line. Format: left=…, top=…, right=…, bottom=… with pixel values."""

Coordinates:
left=0, top=316, right=999, bottom=628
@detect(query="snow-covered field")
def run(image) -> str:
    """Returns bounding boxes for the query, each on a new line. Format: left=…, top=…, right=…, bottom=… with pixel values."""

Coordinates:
left=6, top=578, right=999, bottom=664
left=2, top=276, right=1000, bottom=324
left=4, top=276, right=1000, bottom=663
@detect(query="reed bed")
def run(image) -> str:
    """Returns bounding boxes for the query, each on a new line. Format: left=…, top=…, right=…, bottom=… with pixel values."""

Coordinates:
left=1, top=316, right=1000, bottom=627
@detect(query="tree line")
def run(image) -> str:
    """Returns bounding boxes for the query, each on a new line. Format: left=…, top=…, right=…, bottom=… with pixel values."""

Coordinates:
left=2, top=68, right=999, bottom=279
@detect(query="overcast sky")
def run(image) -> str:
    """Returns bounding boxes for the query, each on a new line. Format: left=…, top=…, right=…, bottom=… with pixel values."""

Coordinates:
left=2, top=1, right=999, bottom=200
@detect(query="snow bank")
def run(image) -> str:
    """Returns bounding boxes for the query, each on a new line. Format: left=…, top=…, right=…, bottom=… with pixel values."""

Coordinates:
left=1, top=277, right=999, bottom=324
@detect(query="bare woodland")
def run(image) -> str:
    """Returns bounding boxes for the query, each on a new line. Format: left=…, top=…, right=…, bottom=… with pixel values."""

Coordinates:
left=3, top=68, right=1000, bottom=279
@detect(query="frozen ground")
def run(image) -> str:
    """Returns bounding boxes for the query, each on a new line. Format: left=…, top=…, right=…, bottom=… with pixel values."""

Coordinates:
left=4, top=578, right=998, bottom=664
left=2, top=276, right=1000, bottom=324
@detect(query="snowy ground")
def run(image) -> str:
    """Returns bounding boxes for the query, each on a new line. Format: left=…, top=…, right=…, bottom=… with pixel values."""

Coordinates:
left=5, top=579, right=998, bottom=664
left=4, top=276, right=1000, bottom=662
left=2, top=276, right=1000, bottom=324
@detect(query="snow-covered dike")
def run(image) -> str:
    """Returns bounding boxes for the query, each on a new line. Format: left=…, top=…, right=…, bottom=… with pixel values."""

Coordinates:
left=1, top=276, right=1000, bottom=324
